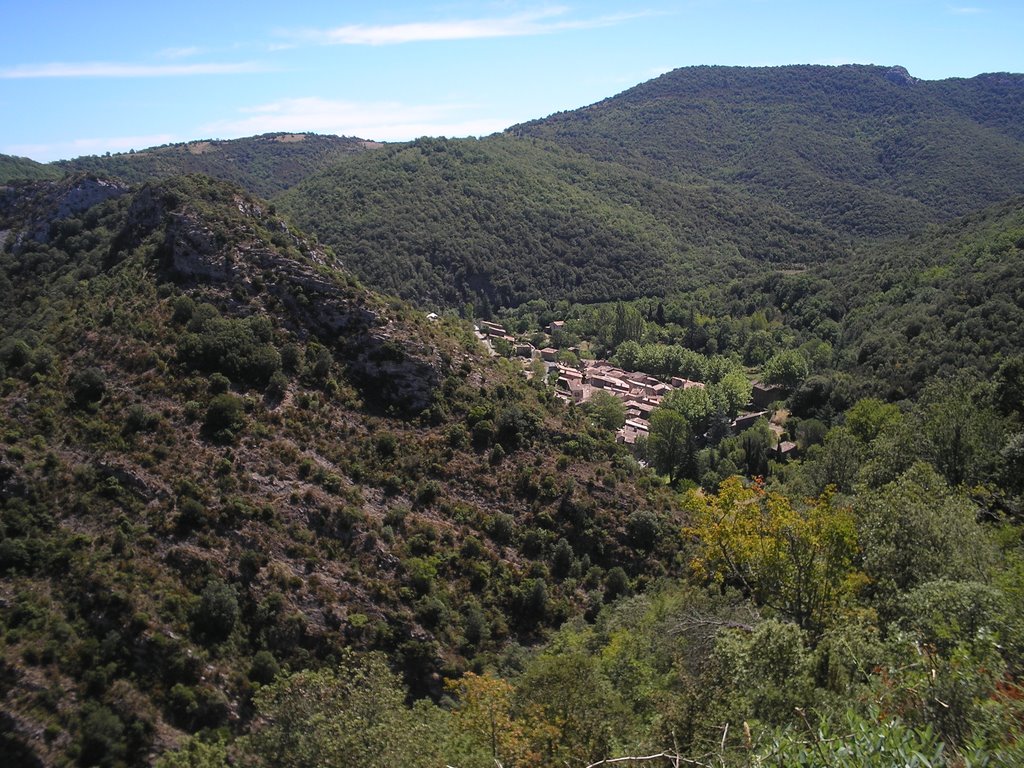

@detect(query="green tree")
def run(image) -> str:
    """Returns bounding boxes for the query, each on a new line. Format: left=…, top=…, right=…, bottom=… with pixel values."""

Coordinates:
left=844, top=397, right=902, bottom=445
left=612, top=302, right=645, bottom=348
left=763, top=349, right=809, bottom=389
left=710, top=619, right=814, bottom=724
left=203, top=394, right=245, bottom=442
left=245, top=652, right=449, bottom=768
left=584, top=390, right=626, bottom=431
left=611, top=339, right=641, bottom=371
left=740, top=420, right=774, bottom=478
left=648, top=408, right=691, bottom=485
left=807, top=426, right=862, bottom=494
left=664, top=386, right=714, bottom=434
left=193, top=578, right=239, bottom=644
left=857, top=463, right=996, bottom=621
left=515, top=649, right=632, bottom=764
left=914, top=377, right=1002, bottom=487
left=709, top=369, right=752, bottom=419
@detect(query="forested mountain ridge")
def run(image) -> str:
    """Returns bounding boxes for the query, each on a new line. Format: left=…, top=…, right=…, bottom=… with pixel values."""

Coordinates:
left=0, top=174, right=677, bottom=764
left=275, top=64, right=1024, bottom=310
left=276, top=135, right=844, bottom=309
left=510, top=64, right=1024, bottom=238
left=51, top=133, right=379, bottom=199
left=6, top=66, right=1024, bottom=315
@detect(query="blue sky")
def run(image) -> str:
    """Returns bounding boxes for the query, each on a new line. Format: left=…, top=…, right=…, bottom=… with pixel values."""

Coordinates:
left=3, top=1, right=1022, bottom=161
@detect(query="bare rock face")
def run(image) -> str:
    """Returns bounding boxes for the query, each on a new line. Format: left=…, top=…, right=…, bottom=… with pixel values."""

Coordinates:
left=51, top=177, right=126, bottom=220
left=885, top=66, right=918, bottom=87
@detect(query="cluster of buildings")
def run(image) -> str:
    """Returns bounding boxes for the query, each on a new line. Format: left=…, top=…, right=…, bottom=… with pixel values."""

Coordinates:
left=471, top=318, right=796, bottom=458
left=551, top=360, right=704, bottom=446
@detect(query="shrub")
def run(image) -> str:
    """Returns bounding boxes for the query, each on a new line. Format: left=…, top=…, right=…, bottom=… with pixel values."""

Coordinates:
left=489, top=443, right=506, bottom=465
left=249, top=650, right=280, bottom=685
left=193, top=579, right=239, bottom=644
left=177, top=312, right=281, bottom=387
left=170, top=295, right=195, bottom=324
left=68, top=366, right=106, bottom=407
left=490, top=513, right=515, bottom=545
left=265, top=370, right=289, bottom=401
left=626, top=510, right=660, bottom=552
left=208, top=372, right=231, bottom=394
left=280, top=343, right=302, bottom=373
left=77, top=704, right=126, bottom=767
left=123, top=404, right=158, bottom=434
left=603, top=567, right=630, bottom=602
left=203, top=394, right=244, bottom=442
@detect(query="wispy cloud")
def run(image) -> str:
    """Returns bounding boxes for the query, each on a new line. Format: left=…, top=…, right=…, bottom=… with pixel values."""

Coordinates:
left=4, top=134, right=178, bottom=162
left=203, top=97, right=513, bottom=141
left=0, top=61, right=269, bottom=79
left=949, top=5, right=985, bottom=14
left=287, top=7, right=648, bottom=46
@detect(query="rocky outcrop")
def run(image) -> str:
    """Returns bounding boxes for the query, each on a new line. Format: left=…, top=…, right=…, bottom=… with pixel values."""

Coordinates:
left=885, top=66, right=918, bottom=87
left=0, top=175, right=129, bottom=247
left=118, top=179, right=445, bottom=414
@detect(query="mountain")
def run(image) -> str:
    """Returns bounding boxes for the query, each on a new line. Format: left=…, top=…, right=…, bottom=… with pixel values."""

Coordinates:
left=0, top=154, right=62, bottom=184
left=277, top=65, right=1024, bottom=311
left=11, top=66, right=1024, bottom=316
left=0, top=174, right=675, bottom=764
left=53, top=133, right=380, bottom=198
left=510, top=65, right=1024, bottom=239
left=276, top=134, right=844, bottom=310
left=4, top=65, right=1024, bottom=766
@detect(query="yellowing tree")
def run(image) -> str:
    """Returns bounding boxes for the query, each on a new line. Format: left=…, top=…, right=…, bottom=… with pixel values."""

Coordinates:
left=445, top=672, right=534, bottom=766
left=684, top=477, right=858, bottom=632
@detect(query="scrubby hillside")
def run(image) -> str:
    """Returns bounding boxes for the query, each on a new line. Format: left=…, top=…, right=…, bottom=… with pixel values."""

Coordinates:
left=0, top=175, right=676, bottom=764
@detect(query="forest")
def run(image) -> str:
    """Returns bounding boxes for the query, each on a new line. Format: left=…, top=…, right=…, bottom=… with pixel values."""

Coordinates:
left=0, top=63, right=1023, bottom=767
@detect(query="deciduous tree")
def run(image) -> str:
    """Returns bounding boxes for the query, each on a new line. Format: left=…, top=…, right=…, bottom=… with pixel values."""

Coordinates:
left=685, top=477, right=858, bottom=632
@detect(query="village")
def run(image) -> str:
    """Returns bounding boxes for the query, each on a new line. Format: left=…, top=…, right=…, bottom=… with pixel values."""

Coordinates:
left=471, top=318, right=798, bottom=459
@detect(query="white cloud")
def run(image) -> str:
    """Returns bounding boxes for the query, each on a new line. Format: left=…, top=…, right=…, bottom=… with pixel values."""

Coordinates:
left=203, top=97, right=513, bottom=141
left=949, top=5, right=985, bottom=13
left=289, top=7, right=648, bottom=46
left=4, top=134, right=178, bottom=163
left=0, top=61, right=269, bottom=78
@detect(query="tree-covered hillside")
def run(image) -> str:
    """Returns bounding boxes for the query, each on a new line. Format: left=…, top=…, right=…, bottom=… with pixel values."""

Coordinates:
left=750, top=196, right=1024, bottom=400
left=511, top=65, right=1024, bottom=238
left=12, top=66, right=1024, bottom=317
left=53, top=133, right=378, bottom=199
left=277, top=135, right=844, bottom=310
left=0, top=154, right=62, bottom=184
left=3, top=62, right=1024, bottom=767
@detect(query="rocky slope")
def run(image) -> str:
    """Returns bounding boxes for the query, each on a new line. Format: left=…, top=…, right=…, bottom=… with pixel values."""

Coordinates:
left=0, top=175, right=676, bottom=765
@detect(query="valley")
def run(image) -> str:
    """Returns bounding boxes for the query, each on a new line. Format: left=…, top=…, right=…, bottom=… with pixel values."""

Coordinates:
left=1, top=64, right=1024, bottom=767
